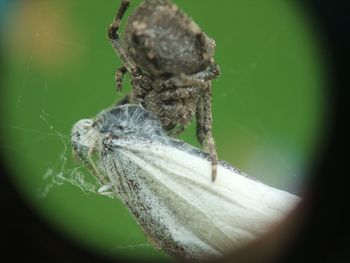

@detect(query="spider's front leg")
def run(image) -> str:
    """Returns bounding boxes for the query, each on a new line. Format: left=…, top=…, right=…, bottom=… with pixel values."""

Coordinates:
left=108, top=0, right=138, bottom=91
left=161, top=66, right=219, bottom=92
left=115, top=65, right=127, bottom=92
left=196, top=83, right=218, bottom=181
left=192, top=63, right=220, bottom=82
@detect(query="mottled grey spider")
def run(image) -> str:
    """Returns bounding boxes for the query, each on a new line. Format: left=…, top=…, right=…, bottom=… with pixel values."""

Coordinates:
left=108, top=0, right=220, bottom=180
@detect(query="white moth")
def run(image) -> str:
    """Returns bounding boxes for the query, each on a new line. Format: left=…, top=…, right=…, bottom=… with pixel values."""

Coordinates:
left=71, top=104, right=300, bottom=262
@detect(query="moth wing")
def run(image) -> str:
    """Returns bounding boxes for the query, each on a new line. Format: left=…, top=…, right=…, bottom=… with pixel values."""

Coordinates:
left=101, top=139, right=300, bottom=256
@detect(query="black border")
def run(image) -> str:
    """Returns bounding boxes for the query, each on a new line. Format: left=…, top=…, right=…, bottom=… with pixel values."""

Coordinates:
left=280, top=1, right=349, bottom=262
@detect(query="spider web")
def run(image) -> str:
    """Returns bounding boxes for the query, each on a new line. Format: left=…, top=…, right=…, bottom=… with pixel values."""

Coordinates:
left=2, top=1, right=100, bottom=198
left=1, top=0, right=164, bottom=256
left=37, top=109, right=99, bottom=198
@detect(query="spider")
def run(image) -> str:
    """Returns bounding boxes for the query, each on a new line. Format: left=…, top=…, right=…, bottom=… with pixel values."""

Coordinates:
left=107, top=0, right=220, bottom=180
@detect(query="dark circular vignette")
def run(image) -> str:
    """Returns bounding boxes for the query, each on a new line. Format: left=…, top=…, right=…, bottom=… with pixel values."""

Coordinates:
left=225, top=1, right=349, bottom=262
left=0, top=1, right=349, bottom=263
left=281, top=0, right=349, bottom=262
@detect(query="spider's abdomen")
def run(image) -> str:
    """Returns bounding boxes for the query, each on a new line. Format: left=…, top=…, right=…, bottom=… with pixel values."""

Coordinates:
left=123, top=0, right=215, bottom=77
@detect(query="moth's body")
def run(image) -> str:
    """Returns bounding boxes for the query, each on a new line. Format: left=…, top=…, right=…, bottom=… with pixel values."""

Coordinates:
left=71, top=105, right=300, bottom=262
left=108, top=0, right=220, bottom=180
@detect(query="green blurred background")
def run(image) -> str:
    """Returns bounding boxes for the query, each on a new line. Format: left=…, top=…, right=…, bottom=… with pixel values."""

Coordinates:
left=1, top=0, right=324, bottom=261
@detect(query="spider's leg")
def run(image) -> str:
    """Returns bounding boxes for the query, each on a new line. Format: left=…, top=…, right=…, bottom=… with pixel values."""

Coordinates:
left=191, top=63, right=220, bottom=82
left=112, top=0, right=130, bottom=29
left=196, top=84, right=218, bottom=181
left=164, top=70, right=219, bottom=90
left=108, top=0, right=137, bottom=73
left=165, top=74, right=207, bottom=89
left=115, top=65, right=128, bottom=92
left=116, top=94, right=131, bottom=106
left=169, top=125, right=186, bottom=137
left=159, top=86, right=198, bottom=100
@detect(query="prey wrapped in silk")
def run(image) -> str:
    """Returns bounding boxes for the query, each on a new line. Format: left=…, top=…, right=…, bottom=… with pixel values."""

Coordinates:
left=71, top=104, right=300, bottom=262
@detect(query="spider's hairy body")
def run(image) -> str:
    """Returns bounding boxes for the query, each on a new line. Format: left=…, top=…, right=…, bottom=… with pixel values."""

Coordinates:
left=108, top=0, right=220, bottom=180
left=123, top=0, right=216, bottom=76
